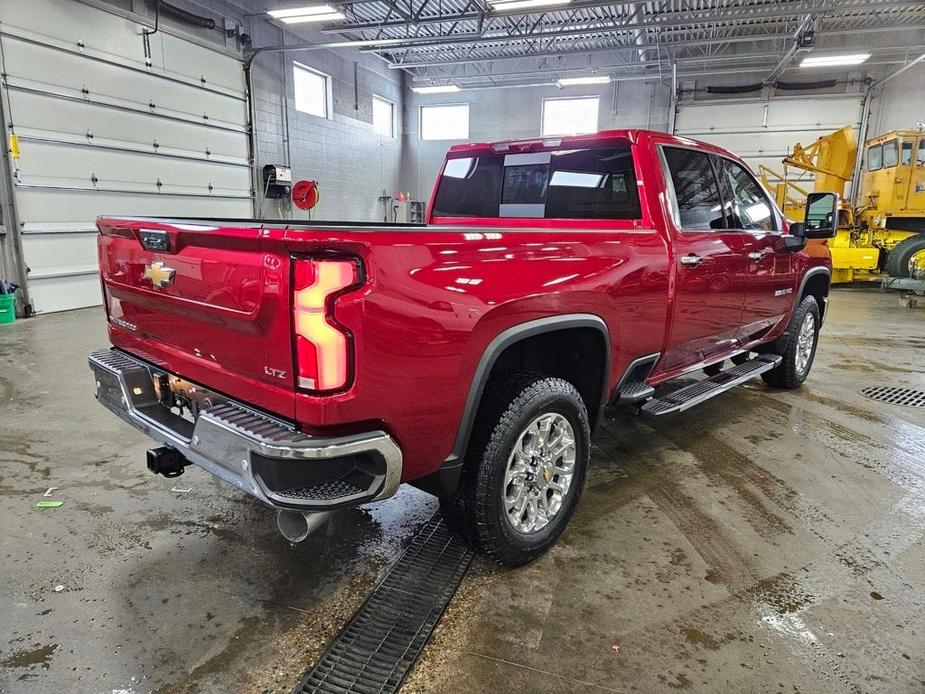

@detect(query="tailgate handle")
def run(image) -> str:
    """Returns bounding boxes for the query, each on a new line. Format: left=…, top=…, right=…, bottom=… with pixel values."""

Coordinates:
left=140, top=229, right=171, bottom=252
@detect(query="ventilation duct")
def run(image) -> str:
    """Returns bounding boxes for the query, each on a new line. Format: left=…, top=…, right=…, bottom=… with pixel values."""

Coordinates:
left=146, top=0, right=217, bottom=30
left=775, top=79, right=839, bottom=91
left=706, top=83, right=763, bottom=94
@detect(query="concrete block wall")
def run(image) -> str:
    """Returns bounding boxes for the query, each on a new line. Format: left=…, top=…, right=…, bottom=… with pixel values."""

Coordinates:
left=401, top=81, right=670, bottom=201
left=248, top=20, right=403, bottom=223
left=869, top=63, right=925, bottom=135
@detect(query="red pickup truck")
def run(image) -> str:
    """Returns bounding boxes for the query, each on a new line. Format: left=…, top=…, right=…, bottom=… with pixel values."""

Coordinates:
left=89, top=129, right=836, bottom=565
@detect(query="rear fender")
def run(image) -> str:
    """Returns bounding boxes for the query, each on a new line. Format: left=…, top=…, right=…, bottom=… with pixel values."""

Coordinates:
left=410, top=314, right=610, bottom=498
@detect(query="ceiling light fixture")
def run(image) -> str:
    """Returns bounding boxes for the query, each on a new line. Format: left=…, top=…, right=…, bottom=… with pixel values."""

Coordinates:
left=557, top=75, right=611, bottom=86
left=279, top=12, right=344, bottom=23
left=267, top=5, right=345, bottom=22
left=800, top=53, right=870, bottom=67
left=488, top=0, right=572, bottom=11
left=411, top=85, right=462, bottom=94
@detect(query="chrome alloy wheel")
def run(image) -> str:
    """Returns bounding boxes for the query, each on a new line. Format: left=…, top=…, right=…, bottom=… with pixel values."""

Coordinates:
left=795, top=311, right=816, bottom=376
left=503, top=412, right=576, bottom=534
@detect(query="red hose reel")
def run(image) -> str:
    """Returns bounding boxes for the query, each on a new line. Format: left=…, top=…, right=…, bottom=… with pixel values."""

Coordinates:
left=292, top=180, right=320, bottom=211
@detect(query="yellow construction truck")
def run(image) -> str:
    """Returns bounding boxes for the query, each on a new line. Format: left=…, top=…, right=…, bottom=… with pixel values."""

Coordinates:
left=760, top=125, right=925, bottom=284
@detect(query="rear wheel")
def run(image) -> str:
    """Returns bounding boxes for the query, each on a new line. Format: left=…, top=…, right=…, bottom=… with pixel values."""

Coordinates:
left=885, top=234, right=925, bottom=278
left=761, top=295, right=820, bottom=389
left=441, top=372, right=591, bottom=566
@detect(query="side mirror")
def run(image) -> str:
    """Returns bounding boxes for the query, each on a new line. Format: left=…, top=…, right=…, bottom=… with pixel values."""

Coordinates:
left=794, top=192, right=838, bottom=239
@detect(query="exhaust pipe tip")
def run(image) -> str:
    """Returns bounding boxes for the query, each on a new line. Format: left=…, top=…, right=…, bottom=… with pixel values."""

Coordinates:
left=277, top=510, right=331, bottom=543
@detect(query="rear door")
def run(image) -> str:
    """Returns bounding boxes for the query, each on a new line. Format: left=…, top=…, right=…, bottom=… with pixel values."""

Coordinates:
left=714, top=156, right=797, bottom=340
left=658, top=146, right=747, bottom=372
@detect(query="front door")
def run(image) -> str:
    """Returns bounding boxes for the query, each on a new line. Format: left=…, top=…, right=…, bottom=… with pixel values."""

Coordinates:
left=657, top=146, right=747, bottom=373
left=713, top=155, right=798, bottom=339
left=907, top=136, right=925, bottom=216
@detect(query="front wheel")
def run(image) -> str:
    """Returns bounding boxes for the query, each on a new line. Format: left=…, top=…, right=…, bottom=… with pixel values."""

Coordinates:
left=885, top=234, right=925, bottom=278
left=441, top=372, right=591, bottom=566
left=761, top=295, right=820, bottom=389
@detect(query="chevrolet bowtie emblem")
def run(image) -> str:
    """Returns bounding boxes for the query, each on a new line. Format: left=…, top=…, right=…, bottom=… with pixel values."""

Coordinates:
left=143, top=261, right=176, bottom=288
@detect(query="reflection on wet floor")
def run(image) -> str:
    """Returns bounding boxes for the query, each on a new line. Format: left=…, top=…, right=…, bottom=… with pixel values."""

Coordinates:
left=403, top=289, right=925, bottom=693
left=2, top=289, right=924, bottom=693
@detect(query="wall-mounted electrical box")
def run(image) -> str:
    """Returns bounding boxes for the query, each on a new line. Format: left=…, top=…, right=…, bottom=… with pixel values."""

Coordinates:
left=262, top=164, right=292, bottom=199
left=393, top=200, right=425, bottom=224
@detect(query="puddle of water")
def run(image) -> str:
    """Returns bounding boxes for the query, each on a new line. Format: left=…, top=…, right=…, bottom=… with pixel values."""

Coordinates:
left=1, top=643, right=58, bottom=670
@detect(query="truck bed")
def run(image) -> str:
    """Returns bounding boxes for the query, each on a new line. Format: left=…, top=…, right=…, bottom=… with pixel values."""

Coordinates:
left=97, top=214, right=670, bottom=481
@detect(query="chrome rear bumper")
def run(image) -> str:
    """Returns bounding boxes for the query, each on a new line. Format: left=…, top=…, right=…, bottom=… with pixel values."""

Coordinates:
left=88, top=348, right=402, bottom=511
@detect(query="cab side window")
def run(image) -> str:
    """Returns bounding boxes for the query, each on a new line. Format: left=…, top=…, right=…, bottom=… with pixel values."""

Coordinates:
left=663, top=147, right=725, bottom=231
left=715, top=157, right=777, bottom=232
left=882, top=139, right=899, bottom=168
left=867, top=144, right=882, bottom=171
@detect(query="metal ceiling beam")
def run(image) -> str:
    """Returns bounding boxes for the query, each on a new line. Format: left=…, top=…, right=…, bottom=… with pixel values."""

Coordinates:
left=410, top=49, right=787, bottom=78
left=409, top=53, right=780, bottom=82
left=383, top=28, right=925, bottom=69
left=398, top=40, right=921, bottom=73
left=409, top=56, right=918, bottom=90
left=763, top=13, right=813, bottom=84
left=381, top=0, right=414, bottom=21
left=390, top=20, right=925, bottom=63
left=369, top=26, right=792, bottom=55
left=324, top=0, right=924, bottom=36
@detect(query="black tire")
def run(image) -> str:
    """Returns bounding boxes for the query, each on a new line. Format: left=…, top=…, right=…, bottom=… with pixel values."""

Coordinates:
left=761, top=295, right=820, bottom=389
left=440, top=372, right=591, bottom=566
left=885, top=234, right=925, bottom=278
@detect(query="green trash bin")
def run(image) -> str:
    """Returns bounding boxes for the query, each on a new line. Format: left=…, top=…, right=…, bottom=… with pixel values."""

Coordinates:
left=0, top=293, right=15, bottom=325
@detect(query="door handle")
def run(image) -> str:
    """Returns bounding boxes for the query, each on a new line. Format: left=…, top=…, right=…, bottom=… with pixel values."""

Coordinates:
left=748, top=251, right=767, bottom=261
left=680, top=254, right=704, bottom=266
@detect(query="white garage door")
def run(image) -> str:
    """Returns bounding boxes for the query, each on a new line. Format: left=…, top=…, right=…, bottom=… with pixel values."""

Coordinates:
left=675, top=93, right=863, bottom=192
left=0, top=0, right=252, bottom=313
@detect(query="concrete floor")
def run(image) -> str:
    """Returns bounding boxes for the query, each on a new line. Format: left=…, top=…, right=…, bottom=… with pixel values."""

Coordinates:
left=1, top=289, right=924, bottom=694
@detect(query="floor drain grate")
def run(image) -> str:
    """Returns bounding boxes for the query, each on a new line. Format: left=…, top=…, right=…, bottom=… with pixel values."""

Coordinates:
left=860, top=386, right=925, bottom=408
left=294, top=515, right=473, bottom=694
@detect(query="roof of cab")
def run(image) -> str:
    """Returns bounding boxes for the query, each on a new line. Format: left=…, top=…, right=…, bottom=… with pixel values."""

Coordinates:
left=447, top=129, right=640, bottom=155
left=445, top=128, right=730, bottom=157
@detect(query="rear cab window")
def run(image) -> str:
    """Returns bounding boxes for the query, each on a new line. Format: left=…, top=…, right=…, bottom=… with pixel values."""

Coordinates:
left=432, top=144, right=642, bottom=220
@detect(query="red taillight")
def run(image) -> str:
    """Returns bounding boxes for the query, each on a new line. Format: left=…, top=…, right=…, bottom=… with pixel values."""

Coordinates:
left=293, top=258, right=359, bottom=392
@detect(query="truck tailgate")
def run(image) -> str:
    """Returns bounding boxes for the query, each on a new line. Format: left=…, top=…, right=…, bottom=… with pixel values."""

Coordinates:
left=97, top=218, right=297, bottom=419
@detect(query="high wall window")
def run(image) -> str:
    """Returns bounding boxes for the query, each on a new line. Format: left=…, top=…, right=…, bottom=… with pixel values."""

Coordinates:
left=372, top=95, right=394, bottom=137
left=420, top=104, right=469, bottom=140
left=293, top=63, right=330, bottom=118
left=542, top=97, right=599, bottom=137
